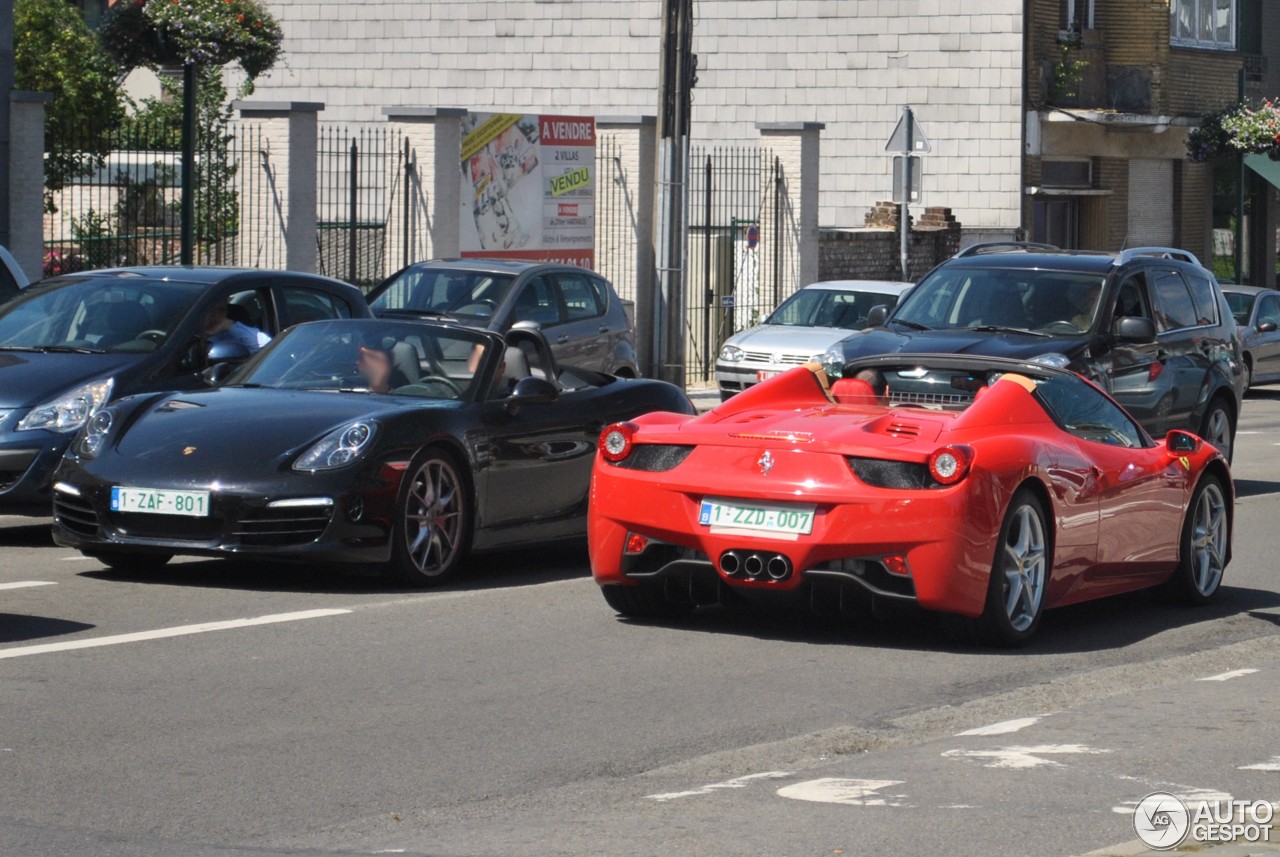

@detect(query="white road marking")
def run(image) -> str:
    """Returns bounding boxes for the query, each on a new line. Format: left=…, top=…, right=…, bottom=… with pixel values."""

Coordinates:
left=0, top=608, right=351, bottom=660
left=1112, top=786, right=1233, bottom=814
left=0, top=581, right=56, bottom=591
left=645, top=771, right=793, bottom=802
left=1198, top=668, right=1259, bottom=682
left=776, top=778, right=907, bottom=807
left=60, top=555, right=94, bottom=561
left=956, top=715, right=1047, bottom=736
left=942, top=744, right=1110, bottom=769
left=1240, top=757, right=1280, bottom=772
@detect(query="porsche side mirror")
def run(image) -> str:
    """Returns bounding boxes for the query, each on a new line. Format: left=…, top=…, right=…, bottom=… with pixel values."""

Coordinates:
left=866, top=305, right=890, bottom=327
left=1112, top=316, right=1156, bottom=343
left=1165, top=429, right=1202, bottom=454
left=507, top=376, right=558, bottom=406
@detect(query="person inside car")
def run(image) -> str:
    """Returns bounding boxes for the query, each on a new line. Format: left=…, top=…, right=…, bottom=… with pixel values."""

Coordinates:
left=204, top=300, right=270, bottom=354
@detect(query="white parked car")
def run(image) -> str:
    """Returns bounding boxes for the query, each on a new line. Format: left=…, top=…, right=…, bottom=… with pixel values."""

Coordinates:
left=715, top=279, right=913, bottom=400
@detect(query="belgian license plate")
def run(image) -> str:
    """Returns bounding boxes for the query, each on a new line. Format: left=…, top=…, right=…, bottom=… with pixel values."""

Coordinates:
left=111, top=486, right=210, bottom=517
left=698, top=498, right=814, bottom=539
left=756, top=370, right=780, bottom=381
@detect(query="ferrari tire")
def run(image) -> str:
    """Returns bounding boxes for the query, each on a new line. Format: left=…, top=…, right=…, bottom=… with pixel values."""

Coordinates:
left=85, top=550, right=173, bottom=572
left=388, top=448, right=471, bottom=587
left=964, top=488, right=1050, bottom=647
left=600, top=583, right=694, bottom=620
left=1198, top=397, right=1235, bottom=464
left=1159, top=474, right=1228, bottom=605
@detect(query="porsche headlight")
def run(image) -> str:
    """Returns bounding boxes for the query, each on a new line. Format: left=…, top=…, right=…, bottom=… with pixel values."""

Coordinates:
left=719, top=344, right=745, bottom=363
left=821, top=344, right=846, bottom=379
left=294, top=421, right=378, bottom=471
left=75, top=409, right=115, bottom=459
left=17, top=377, right=114, bottom=433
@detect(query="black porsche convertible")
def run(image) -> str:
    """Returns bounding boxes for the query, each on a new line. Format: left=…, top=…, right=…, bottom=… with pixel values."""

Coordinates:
left=50, top=318, right=695, bottom=585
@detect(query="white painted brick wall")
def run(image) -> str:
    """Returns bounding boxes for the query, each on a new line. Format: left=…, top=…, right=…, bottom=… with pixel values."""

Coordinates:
left=253, top=0, right=1023, bottom=231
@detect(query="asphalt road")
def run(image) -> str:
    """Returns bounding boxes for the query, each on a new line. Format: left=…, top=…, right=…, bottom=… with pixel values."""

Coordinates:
left=3, top=390, right=1280, bottom=857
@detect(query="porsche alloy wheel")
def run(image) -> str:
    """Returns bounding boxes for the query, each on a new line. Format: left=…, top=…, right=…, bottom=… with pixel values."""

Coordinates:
left=1162, top=474, right=1228, bottom=605
left=971, top=489, right=1049, bottom=646
left=389, top=449, right=470, bottom=586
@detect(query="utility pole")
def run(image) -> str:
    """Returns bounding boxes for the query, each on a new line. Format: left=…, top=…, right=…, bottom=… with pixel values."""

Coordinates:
left=652, top=0, right=694, bottom=384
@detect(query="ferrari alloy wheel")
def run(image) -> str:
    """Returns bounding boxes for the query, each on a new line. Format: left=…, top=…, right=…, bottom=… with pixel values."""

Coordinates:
left=1198, top=398, right=1234, bottom=464
left=600, top=583, right=694, bottom=621
left=389, top=449, right=471, bottom=587
left=971, top=489, right=1049, bottom=646
left=85, top=550, right=173, bottom=572
left=1161, top=474, right=1228, bottom=605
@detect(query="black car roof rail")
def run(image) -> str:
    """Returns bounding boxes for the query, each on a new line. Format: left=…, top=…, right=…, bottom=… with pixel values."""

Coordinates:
left=953, top=241, right=1062, bottom=258
left=1112, top=246, right=1204, bottom=268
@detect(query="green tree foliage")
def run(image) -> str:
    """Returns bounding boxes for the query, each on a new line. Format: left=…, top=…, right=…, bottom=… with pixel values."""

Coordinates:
left=15, top=0, right=126, bottom=204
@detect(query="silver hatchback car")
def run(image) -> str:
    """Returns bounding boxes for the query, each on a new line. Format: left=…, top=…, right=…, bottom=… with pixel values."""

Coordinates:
left=367, top=258, right=638, bottom=377
left=715, top=279, right=913, bottom=400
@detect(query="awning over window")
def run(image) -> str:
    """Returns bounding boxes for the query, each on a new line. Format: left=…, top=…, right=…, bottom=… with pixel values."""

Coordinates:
left=1244, top=154, right=1280, bottom=190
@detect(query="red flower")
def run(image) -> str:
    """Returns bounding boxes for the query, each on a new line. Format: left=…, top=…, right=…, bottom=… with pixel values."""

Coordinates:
left=236, top=12, right=244, bottom=20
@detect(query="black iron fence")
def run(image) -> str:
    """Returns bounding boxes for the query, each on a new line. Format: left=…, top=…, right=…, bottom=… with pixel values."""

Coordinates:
left=316, top=124, right=405, bottom=290
left=685, top=146, right=796, bottom=384
left=43, top=116, right=248, bottom=275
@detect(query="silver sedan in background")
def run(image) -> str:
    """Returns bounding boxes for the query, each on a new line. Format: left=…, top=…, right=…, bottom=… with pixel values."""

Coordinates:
left=715, top=279, right=913, bottom=400
left=1222, top=283, right=1280, bottom=390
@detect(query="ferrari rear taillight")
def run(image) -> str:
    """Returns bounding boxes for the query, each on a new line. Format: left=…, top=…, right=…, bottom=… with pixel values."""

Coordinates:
left=600, top=421, right=637, bottom=462
left=625, top=532, right=649, bottom=554
left=927, top=444, right=973, bottom=486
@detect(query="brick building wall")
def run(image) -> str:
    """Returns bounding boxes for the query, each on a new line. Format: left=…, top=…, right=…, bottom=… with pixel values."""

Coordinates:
left=818, top=205, right=960, bottom=282
left=251, top=0, right=1025, bottom=232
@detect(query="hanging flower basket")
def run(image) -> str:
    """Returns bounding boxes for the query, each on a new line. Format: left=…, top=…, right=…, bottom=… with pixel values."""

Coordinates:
left=100, top=0, right=283, bottom=80
left=1186, top=101, right=1280, bottom=163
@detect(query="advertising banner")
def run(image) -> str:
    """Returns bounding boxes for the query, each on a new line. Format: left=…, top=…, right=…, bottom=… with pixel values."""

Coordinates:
left=459, top=113, right=596, bottom=268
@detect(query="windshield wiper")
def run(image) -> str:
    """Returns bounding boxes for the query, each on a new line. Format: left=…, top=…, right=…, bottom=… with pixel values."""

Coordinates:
left=0, top=344, right=107, bottom=354
left=889, top=318, right=931, bottom=331
left=968, top=325, right=1050, bottom=338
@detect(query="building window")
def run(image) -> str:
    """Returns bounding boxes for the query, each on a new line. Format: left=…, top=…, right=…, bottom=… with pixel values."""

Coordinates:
left=1171, top=0, right=1236, bottom=50
left=1060, top=0, right=1094, bottom=39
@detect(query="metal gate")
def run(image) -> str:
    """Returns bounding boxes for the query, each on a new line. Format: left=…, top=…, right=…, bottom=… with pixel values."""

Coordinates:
left=685, top=146, right=797, bottom=385
left=316, top=125, right=405, bottom=290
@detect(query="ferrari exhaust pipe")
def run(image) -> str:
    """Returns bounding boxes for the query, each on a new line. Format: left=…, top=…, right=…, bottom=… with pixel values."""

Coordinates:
left=767, top=554, right=792, bottom=580
left=719, top=551, right=742, bottom=576
left=743, top=553, right=764, bottom=577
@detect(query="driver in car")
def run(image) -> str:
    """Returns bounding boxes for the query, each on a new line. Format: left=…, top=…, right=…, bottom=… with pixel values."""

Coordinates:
left=204, top=301, right=270, bottom=354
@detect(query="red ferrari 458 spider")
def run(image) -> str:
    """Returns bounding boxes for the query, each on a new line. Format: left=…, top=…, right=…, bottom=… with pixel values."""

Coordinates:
left=588, top=354, right=1233, bottom=645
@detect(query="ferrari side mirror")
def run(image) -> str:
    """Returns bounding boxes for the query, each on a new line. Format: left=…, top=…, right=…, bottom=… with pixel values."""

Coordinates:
left=1165, top=429, right=1201, bottom=454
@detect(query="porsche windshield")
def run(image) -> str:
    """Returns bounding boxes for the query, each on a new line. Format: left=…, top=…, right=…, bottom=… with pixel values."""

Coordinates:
left=0, top=278, right=205, bottom=353
left=369, top=266, right=516, bottom=322
left=891, top=267, right=1107, bottom=334
left=237, top=320, right=492, bottom=400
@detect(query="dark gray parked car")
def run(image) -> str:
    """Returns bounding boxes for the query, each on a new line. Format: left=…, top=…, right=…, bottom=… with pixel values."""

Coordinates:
left=1222, top=283, right=1280, bottom=391
left=366, top=259, right=638, bottom=377
left=822, top=244, right=1245, bottom=460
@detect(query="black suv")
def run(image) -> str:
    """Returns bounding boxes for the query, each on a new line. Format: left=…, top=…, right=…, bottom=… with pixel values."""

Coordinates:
left=822, top=244, right=1245, bottom=459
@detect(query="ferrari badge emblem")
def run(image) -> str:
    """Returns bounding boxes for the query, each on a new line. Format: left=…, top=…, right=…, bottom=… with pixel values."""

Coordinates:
left=757, top=450, right=774, bottom=475
left=183, top=446, right=197, bottom=456
left=1179, top=456, right=1190, bottom=471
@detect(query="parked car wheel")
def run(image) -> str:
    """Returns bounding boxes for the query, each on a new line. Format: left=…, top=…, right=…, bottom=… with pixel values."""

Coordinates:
left=1159, top=474, right=1228, bottom=605
left=1198, top=397, right=1235, bottom=463
left=389, top=448, right=471, bottom=587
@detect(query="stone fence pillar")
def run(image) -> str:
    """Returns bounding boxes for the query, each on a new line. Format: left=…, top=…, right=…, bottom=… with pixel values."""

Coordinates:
left=757, top=121, right=823, bottom=294
left=382, top=107, right=466, bottom=274
left=232, top=101, right=323, bottom=272
left=10, top=92, right=53, bottom=280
